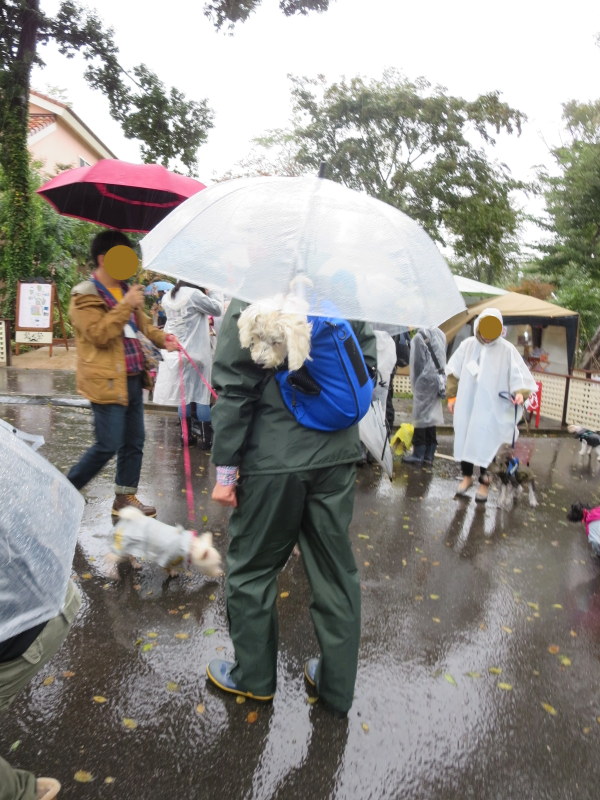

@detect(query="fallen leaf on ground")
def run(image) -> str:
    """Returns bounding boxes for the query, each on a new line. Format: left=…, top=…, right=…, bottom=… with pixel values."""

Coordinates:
left=80, top=573, right=93, bottom=580
left=548, top=645, right=560, bottom=654
left=488, top=667, right=502, bottom=675
left=361, top=723, right=370, bottom=732
left=501, top=626, right=513, bottom=634
left=236, top=696, right=246, bottom=704
left=122, top=718, right=138, bottom=730
left=444, top=673, right=457, bottom=686
left=147, top=632, right=158, bottom=638
left=93, top=696, right=108, bottom=704
left=104, top=777, right=115, bottom=784
left=42, top=676, right=55, bottom=686
left=182, top=613, right=191, bottom=620
left=558, top=655, right=572, bottom=666
left=74, top=771, right=94, bottom=783
left=429, top=594, right=439, bottom=600
left=541, top=702, right=557, bottom=716
left=9, top=740, right=20, bottom=752
left=280, top=591, right=290, bottom=598
left=465, top=672, right=482, bottom=679
left=166, top=682, right=180, bottom=692
left=209, top=594, right=216, bottom=601
left=62, top=671, right=76, bottom=678
left=196, top=704, right=205, bottom=714
left=358, top=534, right=370, bottom=539
left=174, top=633, right=189, bottom=640
left=497, top=682, right=513, bottom=691
left=142, top=643, right=154, bottom=652
left=247, top=711, right=258, bottom=723
left=203, top=628, right=216, bottom=636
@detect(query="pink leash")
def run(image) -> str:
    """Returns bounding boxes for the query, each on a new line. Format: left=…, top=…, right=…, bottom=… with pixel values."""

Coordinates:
left=176, top=346, right=218, bottom=534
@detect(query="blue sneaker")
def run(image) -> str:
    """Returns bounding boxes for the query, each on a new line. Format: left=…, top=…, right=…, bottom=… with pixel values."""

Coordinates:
left=206, top=659, right=274, bottom=701
left=304, top=657, right=319, bottom=688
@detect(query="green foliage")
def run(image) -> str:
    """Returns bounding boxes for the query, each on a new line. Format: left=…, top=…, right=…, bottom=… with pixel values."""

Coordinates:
left=204, top=0, right=329, bottom=30
left=552, top=265, right=600, bottom=353
left=250, top=71, right=526, bottom=284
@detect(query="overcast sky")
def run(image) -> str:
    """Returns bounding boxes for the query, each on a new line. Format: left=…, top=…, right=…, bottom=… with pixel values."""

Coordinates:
left=34, top=0, right=600, bottom=195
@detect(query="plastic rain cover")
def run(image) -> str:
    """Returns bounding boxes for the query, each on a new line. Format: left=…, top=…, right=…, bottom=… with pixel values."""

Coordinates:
left=0, top=420, right=84, bottom=641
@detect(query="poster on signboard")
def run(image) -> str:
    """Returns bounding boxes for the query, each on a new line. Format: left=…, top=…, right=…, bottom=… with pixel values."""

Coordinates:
left=16, top=282, right=54, bottom=331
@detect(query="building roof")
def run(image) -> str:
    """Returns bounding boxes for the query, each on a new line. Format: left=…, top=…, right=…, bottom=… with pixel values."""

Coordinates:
left=28, top=113, right=56, bottom=136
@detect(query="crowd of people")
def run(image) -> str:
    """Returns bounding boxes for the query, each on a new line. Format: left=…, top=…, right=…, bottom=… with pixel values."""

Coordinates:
left=3, top=228, right=544, bottom=799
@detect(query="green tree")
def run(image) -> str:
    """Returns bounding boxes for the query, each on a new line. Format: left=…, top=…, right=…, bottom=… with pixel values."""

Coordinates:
left=251, top=71, right=526, bottom=284
left=0, top=0, right=214, bottom=317
left=204, top=0, right=330, bottom=30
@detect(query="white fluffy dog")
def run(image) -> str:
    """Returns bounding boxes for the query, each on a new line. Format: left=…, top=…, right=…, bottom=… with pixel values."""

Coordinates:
left=237, top=293, right=312, bottom=370
left=110, top=506, right=222, bottom=577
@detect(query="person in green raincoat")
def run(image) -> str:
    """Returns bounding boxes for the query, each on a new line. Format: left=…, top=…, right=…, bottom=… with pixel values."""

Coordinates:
left=206, top=298, right=377, bottom=717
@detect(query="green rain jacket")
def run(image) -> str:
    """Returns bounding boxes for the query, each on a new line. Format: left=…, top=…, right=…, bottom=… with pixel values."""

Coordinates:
left=211, top=299, right=377, bottom=476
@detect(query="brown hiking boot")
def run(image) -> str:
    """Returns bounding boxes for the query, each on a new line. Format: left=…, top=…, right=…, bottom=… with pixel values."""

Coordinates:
left=112, top=494, right=157, bottom=519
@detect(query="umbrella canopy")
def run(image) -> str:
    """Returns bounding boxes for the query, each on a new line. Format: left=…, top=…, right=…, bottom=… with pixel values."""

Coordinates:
left=37, top=159, right=206, bottom=233
left=141, top=176, right=465, bottom=328
left=144, top=280, right=175, bottom=295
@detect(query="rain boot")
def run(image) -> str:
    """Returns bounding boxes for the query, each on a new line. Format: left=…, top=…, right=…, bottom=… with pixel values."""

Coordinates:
left=199, top=421, right=213, bottom=451
left=180, top=417, right=197, bottom=446
left=423, top=444, right=437, bottom=465
left=402, top=444, right=426, bottom=465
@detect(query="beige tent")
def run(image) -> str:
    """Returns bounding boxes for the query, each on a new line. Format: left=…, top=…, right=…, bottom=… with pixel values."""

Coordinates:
left=441, top=292, right=579, bottom=372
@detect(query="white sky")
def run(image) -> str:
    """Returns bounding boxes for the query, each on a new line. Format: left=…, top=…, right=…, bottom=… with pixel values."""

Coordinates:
left=34, top=0, right=600, bottom=211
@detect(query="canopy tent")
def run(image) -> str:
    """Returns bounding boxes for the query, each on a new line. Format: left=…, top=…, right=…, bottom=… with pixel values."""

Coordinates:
left=453, top=275, right=508, bottom=299
left=441, top=292, right=579, bottom=373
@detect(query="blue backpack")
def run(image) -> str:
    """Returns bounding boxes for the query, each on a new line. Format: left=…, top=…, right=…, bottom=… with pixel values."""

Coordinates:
left=275, top=316, right=374, bottom=432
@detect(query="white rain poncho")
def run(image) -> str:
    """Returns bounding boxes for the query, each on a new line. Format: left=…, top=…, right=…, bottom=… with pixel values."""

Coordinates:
left=0, top=420, right=84, bottom=642
left=446, top=308, right=537, bottom=467
left=153, top=286, right=223, bottom=407
left=358, top=330, right=396, bottom=478
left=410, top=327, right=446, bottom=427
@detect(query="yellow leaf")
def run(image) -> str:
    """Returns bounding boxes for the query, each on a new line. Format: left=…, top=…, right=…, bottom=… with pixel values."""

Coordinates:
left=513, top=568, right=522, bottom=574
left=246, top=711, right=258, bottom=723
left=432, top=617, right=441, bottom=623
left=122, top=718, right=138, bottom=730
left=280, top=591, right=290, bottom=598
left=364, top=561, right=370, bottom=566
left=62, top=670, right=76, bottom=678
left=142, top=643, right=154, bottom=652
left=361, top=722, right=370, bottom=732
left=182, top=613, right=191, bottom=620
left=196, top=704, right=205, bottom=714
left=497, top=683, right=513, bottom=691
left=401, top=559, right=407, bottom=567
left=527, top=602, right=539, bottom=610
left=104, top=777, right=115, bottom=784
left=235, top=696, right=246, bottom=704
left=558, top=655, right=572, bottom=666
left=168, top=609, right=179, bottom=615
left=541, top=702, right=557, bottom=716
left=80, top=572, right=93, bottom=580
left=166, top=682, right=180, bottom=692
left=429, top=594, right=440, bottom=600
left=147, top=632, right=158, bottom=638
left=202, top=515, right=208, bottom=523
left=465, top=672, right=482, bottom=679
left=208, top=594, right=216, bottom=601
left=307, top=696, right=318, bottom=705
left=174, top=633, right=189, bottom=640
left=548, top=645, right=560, bottom=654
left=501, top=626, right=513, bottom=634
left=444, top=673, right=457, bottom=686
left=74, top=771, right=94, bottom=783
left=42, top=676, right=55, bottom=686
left=93, top=696, right=108, bottom=704
left=357, top=534, right=370, bottom=539
left=552, top=604, right=563, bottom=609
left=488, top=667, right=502, bottom=675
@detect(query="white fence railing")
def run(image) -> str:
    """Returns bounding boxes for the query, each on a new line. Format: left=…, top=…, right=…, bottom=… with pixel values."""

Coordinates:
left=393, top=370, right=600, bottom=430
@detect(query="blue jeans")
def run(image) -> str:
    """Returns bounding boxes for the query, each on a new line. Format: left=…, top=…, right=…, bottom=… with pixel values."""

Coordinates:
left=178, top=403, right=211, bottom=422
left=67, top=375, right=145, bottom=493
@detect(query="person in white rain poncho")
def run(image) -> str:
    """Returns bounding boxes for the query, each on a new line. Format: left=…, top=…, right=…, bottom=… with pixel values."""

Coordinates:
left=445, top=308, right=537, bottom=503
left=403, top=327, right=447, bottom=466
left=153, top=281, right=223, bottom=449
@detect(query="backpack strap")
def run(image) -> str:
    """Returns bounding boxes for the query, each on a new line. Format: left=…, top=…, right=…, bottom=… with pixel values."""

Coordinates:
left=419, top=332, right=444, bottom=374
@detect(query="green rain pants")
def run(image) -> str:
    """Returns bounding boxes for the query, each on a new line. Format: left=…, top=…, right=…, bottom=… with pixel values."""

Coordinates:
left=226, top=462, right=360, bottom=713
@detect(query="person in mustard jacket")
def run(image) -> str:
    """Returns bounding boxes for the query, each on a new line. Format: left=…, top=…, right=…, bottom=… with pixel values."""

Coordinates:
left=206, top=298, right=376, bottom=717
left=66, top=229, right=179, bottom=519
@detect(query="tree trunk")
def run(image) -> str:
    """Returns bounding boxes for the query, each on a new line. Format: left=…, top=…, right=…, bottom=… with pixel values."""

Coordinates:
left=0, top=0, right=39, bottom=319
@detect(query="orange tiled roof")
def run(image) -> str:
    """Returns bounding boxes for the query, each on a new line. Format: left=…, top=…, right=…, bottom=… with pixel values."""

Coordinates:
left=28, top=113, right=56, bottom=136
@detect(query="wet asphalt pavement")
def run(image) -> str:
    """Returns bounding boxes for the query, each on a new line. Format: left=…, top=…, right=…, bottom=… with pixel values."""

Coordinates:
left=3, top=370, right=600, bottom=799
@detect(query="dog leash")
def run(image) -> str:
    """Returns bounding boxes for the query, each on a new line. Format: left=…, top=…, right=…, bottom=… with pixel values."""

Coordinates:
left=177, top=343, right=218, bottom=401
left=177, top=349, right=198, bottom=537
left=498, top=391, right=518, bottom=449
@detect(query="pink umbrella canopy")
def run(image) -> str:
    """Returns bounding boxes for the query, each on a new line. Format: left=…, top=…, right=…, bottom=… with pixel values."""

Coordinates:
left=37, top=159, right=206, bottom=233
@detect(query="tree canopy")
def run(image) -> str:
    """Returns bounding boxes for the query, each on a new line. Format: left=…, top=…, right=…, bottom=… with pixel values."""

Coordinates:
left=0, top=0, right=214, bottom=316
left=203, top=0, right=330, bottom=30
left=247, top=71, right=526, bottom=284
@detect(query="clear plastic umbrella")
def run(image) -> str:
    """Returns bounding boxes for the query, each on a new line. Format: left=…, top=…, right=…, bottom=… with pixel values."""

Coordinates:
left=0, top=420, right=84, bottom=641
left=141, top=176, right=465, bottom=328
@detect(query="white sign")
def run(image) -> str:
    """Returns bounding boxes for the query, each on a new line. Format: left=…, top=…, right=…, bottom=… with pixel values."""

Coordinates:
left=17, top=283, right=53, bottom=329
left=16, top=330, right=53, bottom=344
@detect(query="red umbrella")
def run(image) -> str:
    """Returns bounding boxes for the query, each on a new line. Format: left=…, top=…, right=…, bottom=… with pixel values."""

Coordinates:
left=36, top=159, right=206, bottom=233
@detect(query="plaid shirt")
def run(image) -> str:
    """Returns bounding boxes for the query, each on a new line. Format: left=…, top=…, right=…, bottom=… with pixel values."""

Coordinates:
left=91, top=275, right=145, bottom=376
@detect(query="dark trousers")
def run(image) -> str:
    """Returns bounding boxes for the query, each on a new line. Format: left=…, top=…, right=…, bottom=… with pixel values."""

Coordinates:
left=412, top=426, right=437, bottom=448
left=67, top=374, right=145, bottom=492
left=460, top=461, right=488, bottom=481
left=226, top=464, right=360, bottom=713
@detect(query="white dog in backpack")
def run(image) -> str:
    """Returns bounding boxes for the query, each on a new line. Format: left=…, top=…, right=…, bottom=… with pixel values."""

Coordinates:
left=568, top=425, right=600, bottom=460
left=109, top=506, right=222, bottom=577
left=237, top=293, right=312, bottom=370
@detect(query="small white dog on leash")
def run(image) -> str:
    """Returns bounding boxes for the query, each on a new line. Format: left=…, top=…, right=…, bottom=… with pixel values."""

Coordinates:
left=237, top=292, right=312, bottom=370
left=110, top=506, right=223, bottom=577
left=568, top=424, right=600, bottom=460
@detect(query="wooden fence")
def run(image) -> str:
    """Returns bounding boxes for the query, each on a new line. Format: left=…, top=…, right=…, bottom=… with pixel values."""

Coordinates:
left=393, top=370, right=600, bottom=430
